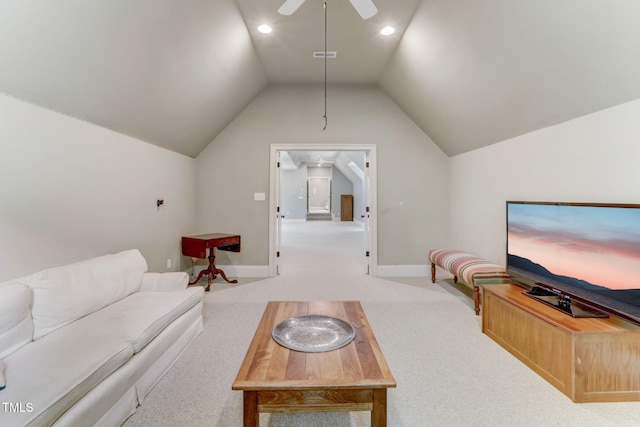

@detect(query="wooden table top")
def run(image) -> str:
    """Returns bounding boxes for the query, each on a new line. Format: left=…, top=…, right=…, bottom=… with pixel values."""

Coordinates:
left=182, top=233, right=239, bottom=241
left=232, top=301, right=396, bottom=391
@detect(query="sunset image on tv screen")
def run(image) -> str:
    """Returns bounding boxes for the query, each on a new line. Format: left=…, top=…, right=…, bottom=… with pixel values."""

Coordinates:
left=507, top=203, right=640, bottom=291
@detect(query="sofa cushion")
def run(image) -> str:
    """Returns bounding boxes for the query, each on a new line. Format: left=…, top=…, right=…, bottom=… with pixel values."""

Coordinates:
left=27, top=249, right=148, bottom=340
left=43, top=287, right=204, bottom=353
left=1, top=338, right=133, bottom=427
left=140, top=271, right=189, bottom=292
left=0, top=284, right=33, bottom=359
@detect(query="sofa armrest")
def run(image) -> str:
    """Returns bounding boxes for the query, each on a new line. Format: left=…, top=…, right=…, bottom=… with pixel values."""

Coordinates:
left=140, top=272, right=189, bottom=292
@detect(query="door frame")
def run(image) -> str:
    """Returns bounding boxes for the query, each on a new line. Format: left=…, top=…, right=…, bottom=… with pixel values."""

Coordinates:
left=268, top=143, right=378, bottom=277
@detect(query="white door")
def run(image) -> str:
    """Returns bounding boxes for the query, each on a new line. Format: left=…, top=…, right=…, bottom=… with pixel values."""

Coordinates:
left=363, top=150, right=372, bottom=274
left=276, top=151, right=283, bottom=275
left=268, top=150, right=283, bottom=276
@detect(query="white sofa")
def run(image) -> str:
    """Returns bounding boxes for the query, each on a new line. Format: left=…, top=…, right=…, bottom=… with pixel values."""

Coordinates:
left=0, top=249, right=204, bottom=427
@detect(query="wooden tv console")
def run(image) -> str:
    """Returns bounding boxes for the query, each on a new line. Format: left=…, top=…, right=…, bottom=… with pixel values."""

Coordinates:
left=482, top=284, right=640, bottom=402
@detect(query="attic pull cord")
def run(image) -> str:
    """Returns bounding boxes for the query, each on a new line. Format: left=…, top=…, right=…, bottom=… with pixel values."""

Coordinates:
left=323, top=0, right=328, bottom=131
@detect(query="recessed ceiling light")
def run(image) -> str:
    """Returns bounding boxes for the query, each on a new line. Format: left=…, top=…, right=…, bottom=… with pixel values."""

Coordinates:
left=380, top=26, right=395, bottom=36
left=258, top=24, right=272, bottom=34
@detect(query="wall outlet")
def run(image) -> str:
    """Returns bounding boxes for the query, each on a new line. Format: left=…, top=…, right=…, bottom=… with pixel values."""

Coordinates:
left=166, top=258, right=172, bottom=270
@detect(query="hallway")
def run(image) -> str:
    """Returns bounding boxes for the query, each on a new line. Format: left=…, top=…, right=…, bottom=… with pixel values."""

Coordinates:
left=279, top=221, right=365, bottom=276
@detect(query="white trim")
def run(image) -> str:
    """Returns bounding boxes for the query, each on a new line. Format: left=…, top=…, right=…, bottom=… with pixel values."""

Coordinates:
left=269, top=143, right=378, bottom=277
left=192, top=265, right=430, bottom=279
left=376, top=265, right=430, bottom=277
left=191, top=265, right=269, bottom=278
left=269, top=147, right=279, bottom=277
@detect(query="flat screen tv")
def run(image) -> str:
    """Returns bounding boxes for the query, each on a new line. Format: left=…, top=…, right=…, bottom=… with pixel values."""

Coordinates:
left=506, top=201, right=640, bottom=324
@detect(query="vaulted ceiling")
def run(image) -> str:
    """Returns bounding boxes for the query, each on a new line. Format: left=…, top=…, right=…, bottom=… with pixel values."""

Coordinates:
left=2, top=1, right=640, bottom=158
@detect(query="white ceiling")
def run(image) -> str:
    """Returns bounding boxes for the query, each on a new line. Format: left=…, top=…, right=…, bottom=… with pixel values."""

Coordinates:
left=235, top=0, right=421, bottom=84
left=2, top=1, right=640, bottom=158
left=281, top=150, right=365, bottom=184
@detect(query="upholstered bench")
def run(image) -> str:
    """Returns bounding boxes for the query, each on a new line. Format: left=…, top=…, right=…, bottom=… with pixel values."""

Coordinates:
left=429, top=249, right=511, bottom=315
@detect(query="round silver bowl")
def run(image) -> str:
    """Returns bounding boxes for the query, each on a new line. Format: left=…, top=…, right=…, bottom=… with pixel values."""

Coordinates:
left=271, top=315, right=356, bottom=353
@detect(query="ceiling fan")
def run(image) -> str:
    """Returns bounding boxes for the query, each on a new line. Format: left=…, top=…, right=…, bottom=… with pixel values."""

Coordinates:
left=278, top=0, right=378, bottom=20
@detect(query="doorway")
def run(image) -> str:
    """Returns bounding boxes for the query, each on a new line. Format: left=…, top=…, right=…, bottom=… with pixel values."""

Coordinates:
left=268, top=144, right=377, bottom=277
left=307, top=177, right=331, bottom=214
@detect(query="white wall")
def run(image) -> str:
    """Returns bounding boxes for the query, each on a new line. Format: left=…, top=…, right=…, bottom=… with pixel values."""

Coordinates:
left=0, top=94, right=197, bottom=281
left=449, top=98, right=640, bottom=266
left=196, top=84, right=450, bottom=268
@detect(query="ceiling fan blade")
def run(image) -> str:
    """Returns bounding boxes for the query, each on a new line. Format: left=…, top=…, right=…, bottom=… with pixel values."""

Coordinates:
left=349, top=0, right=378, bottom=19
left=278, top=0, right=306, bottom=16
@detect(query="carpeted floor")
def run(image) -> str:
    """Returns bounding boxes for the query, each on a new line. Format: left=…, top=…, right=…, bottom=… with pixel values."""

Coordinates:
left=123, top=221, right=640, bottom=426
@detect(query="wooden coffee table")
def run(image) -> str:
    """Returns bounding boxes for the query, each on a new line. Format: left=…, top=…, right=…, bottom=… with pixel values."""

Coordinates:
left=232, top=301, right=396, bottom=427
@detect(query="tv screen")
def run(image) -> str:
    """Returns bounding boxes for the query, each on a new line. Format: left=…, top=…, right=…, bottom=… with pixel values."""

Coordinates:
left=506, top=201, right=640, bottom=324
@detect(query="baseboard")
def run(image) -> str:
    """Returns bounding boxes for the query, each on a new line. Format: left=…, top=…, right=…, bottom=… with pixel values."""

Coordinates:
left=191, top=265, right=269, bottom=278
left=192, top=264, right=430, bottom=278
left=376, top=265, right=429, bottom=277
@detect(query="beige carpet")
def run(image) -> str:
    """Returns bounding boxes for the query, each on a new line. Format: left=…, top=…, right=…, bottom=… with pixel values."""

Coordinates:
left=123, top=221, right=640, bottom=426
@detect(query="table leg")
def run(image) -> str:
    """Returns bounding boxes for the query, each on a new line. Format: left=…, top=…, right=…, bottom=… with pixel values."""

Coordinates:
left=243, top=391, right=258, bottom=427
left=188, top=248, right=238, bottom=291
left=371, top=389, right=387, bottom=427
left=207, top=247, right=238, bottom=288
left=188, top=266, right=209, bottom=288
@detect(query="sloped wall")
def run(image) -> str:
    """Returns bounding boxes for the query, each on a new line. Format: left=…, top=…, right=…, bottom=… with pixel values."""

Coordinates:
left=449, top=98, right=640, bottom=266
left=0, top=94, right=197, bottom=281
left=196, top=84, right=450, bottom=268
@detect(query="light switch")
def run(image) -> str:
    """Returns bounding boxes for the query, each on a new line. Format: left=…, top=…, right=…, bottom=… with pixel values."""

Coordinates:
left=254, top=192, right=266, bottom=201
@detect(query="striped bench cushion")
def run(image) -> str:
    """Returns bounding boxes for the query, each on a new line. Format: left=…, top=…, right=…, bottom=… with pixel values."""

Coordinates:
left=429, top=249, right=511, bottom=315
left=471, top=271, right=512, bottom=286
left=429, top=249, right=508, bottom=284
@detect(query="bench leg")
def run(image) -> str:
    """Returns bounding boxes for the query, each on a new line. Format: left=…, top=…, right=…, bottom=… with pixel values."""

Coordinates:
left=473, top=286, right=480, bottom=315
left=431, top=263, right=436, bottom=283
